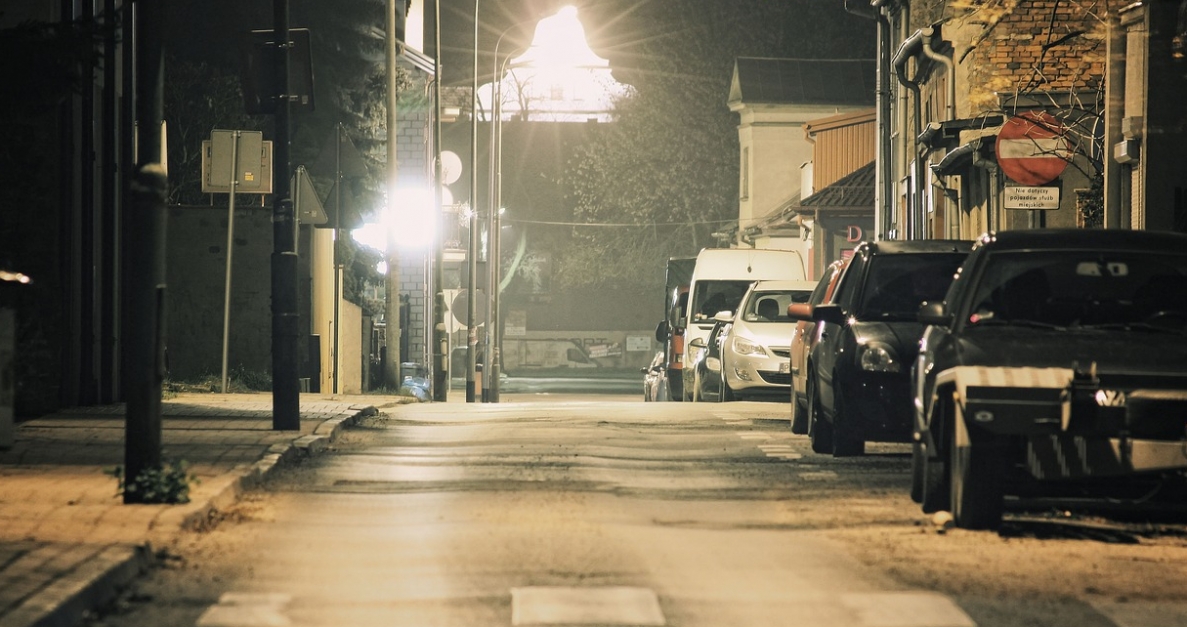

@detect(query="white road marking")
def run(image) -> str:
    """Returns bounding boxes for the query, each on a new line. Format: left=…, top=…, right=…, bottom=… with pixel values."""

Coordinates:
left=841, top=591, right=976, bottom=627
left=511, top=586, right=665, bottom=625
left=737, top=433, right=770, bottom=440
left=1088, top=598, right=1187, bottom=627
left=196, top=593, right=292, bottom=627
left=799, top=471, right=839, bottom=480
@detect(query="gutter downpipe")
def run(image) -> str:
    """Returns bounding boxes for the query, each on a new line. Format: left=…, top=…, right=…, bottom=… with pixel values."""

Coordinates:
left=921, top=26, right=957, bottom=237
left=892, top=29, right=925, bottom=240
left=1103, top=13, right=1125, bottom=229
left=844, top=0, right=888, bottom=240
left=874, top=2, right=893, bottom=241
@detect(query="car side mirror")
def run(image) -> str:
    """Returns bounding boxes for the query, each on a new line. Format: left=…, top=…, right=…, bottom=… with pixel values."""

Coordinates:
left=713, top=310, right=734, bottom=323
left=654, top=320, right=669, bottom=343
left=787, top=302, right=813, bottom=321
left=918, top=301, right=953, bottom=326
left=812, top=303, right=845, bottom=326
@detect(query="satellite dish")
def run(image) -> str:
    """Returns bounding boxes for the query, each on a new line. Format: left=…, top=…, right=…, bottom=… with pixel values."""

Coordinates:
left=441, top=151, right=463, bottom=185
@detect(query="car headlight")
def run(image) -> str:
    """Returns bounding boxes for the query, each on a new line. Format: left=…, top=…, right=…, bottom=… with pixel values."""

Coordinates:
left=858, top=342, right=900, bottom=372
left=731, top=336, right=767, bottom=357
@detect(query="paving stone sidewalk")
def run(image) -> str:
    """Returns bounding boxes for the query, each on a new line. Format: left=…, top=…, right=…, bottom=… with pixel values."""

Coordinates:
left=0, top=392, right=408, bottom=627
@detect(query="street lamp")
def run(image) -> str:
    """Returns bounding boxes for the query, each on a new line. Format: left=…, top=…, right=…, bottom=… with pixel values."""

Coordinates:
left=465, top=0, right=480, bottom=403
left=484, top=19, right=535, bottom=403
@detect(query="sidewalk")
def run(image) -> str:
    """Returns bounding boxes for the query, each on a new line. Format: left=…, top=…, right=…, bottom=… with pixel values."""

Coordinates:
left=0, top=392, right=410, bottom=627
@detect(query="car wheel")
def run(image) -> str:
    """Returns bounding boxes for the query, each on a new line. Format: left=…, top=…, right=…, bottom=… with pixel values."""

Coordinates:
left=914, top=397, right=950, bottom=512
left=790, top=392, right=809, bottom=434
left=807, top=377, right=833, bottom=454
left=831, top=389, right=865, bottom=457
left=949, top=413, right=1006, bottom=530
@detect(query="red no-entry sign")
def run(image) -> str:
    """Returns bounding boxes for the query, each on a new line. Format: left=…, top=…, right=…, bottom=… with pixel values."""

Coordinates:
left=995, top=112, right=1070, bottom=186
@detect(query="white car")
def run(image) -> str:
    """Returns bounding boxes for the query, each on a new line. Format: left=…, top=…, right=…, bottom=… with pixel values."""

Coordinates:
left=720, top=280, right=816, bottom=400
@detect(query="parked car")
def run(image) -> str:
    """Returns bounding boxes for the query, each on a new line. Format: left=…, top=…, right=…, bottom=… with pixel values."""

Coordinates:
left=719, top=279, right=816, bottom=400
left=792, top=239, right=973, bottom=456
left=641, top=351, right=666, bottom=401
left=788, top=260, right=847, bottom=434
left=680, top=248, right=807, bottom=400
left=688, top=312, right=733, bottom=402
left=910, top=229, right=1187, bottom=530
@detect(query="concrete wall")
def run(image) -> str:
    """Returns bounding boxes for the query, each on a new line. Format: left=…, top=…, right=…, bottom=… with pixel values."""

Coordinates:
left=165, top=204, right=275, bottom=381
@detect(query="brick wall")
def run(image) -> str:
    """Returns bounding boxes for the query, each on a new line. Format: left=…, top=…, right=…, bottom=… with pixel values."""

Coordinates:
left=957, top=1, right=1110, bottom=113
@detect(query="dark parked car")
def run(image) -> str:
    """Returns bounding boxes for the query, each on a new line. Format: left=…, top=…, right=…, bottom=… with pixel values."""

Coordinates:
left=788, top=259, right=847, bottom=434
left=688, top=312, right=732, bottom=402
left=910, top=229, right=1187, bottom=529
left=792, top=240, right=973, bottom=456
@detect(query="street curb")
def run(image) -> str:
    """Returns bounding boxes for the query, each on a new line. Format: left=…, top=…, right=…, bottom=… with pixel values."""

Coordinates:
left=0, top=544, right=151, bottom=627
left=176, top=405, right=378, bottom=532
left=8, top=405, right=379, bottom=627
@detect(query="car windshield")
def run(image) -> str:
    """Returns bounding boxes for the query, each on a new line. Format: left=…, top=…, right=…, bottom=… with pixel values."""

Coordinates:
left=967, top=250, right=1187, bottom=330
left=741, top=290, right=810, bottom=322
left=691, top=280, right=752, bottom=322
left=856, top=254, right=967, bottom=319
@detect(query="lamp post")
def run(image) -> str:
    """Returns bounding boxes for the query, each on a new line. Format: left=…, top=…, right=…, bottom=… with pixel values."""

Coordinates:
left=484, top=21, right=532, bottom=403
left=465, top=0, right=479, bottom=402
left=431, top=0, right=448, bottom=401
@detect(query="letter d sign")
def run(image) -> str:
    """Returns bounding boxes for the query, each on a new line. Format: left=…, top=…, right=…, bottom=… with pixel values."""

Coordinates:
left=846, top=225, right=863, bottom=242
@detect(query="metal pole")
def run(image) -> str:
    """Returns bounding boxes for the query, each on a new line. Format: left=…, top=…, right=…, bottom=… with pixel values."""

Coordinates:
left=384, top=0, right=401, bottom=391
left=124, top=0, right=166, bottom=502
left=490, top=53, right=513, bottom=403
left=221, top=131, right=239, bottom=393
left=271, top=0, right=301, bottom=429
left=486, top=27, right=512, bottom=403
left=333, top=124, right=342, bottom=394
left=465, top=0, right=479, bottom=402
left=431, top=0, right=449, bottom=401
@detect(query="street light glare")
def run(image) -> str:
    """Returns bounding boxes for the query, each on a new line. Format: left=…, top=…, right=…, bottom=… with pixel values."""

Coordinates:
left=352, top=187, right=444, bottom=252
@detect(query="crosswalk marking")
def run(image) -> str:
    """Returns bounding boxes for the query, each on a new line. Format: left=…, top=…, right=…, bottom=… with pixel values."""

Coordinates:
left=511, top=586, right=665, bottom=626
left=1088, top=598, right=1187, bottom=627
left=196, top=592, right=291, bottom=627
left=842, top=591, right=976, bottom=627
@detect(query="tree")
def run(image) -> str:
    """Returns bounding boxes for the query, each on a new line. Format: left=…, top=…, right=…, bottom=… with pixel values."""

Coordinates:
left=165, top=58, right=262, bottom=205
left=556, top=0, right=874, bottom=290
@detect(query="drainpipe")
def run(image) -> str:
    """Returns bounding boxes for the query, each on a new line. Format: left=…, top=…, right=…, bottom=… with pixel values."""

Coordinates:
left=921, top=27, right=957, bottom=237
left=849, top=0, right=895, bottom=242
left=873, top=3, right=893, bottom=241
left=1103, top=14, right=1125, bottom=229
left=892, top=29, right=925, bottom=240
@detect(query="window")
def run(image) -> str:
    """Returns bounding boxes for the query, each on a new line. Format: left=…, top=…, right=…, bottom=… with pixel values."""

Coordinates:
left=740, top=147, right=750, bottom=201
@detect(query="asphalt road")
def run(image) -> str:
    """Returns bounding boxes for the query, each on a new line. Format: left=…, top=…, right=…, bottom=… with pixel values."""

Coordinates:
left=83, top=396, right=1187, bottom=627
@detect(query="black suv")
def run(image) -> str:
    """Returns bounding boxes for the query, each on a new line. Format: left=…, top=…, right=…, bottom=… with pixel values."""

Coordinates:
left=911, top=229, right=1187, bottom=529
left=793, top=240, right=972, bottom=456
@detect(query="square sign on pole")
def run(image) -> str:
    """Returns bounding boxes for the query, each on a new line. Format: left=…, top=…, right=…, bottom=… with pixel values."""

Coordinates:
left=202, top=130, right=272, bottom=193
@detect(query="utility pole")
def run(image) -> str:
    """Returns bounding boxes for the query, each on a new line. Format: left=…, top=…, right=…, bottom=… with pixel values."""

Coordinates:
left=123, top=0, right=166, bottom=503
left=271, top=0, right=301, bottom=429
left=465, top=0, right=480, bottom=403
left=383, top=0, right=402, bottom=390
left=431, top=0, right=449, bottom=401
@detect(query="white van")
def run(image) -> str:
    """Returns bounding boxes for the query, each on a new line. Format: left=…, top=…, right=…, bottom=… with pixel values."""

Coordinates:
left=680, top=248, right=806, bottom=400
